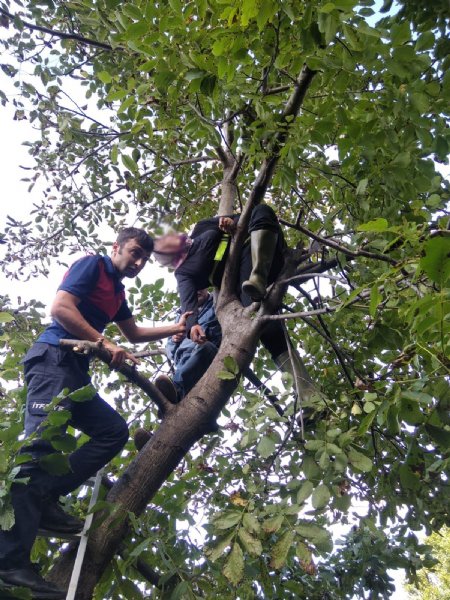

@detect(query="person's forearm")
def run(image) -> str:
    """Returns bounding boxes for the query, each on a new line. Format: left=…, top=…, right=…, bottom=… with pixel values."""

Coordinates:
left=127, top=324, right=182, bottom=343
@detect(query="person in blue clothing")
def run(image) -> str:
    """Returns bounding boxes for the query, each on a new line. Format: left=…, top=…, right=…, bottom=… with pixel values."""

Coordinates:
left=163, top=288, right=221, bottom=402
left=0, top=227, right=188, bottom=600
left=134, top=289, right=221, bottom=451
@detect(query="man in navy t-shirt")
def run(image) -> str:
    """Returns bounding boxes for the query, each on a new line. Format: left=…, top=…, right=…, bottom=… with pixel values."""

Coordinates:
left=0, top=227, right=188, bottom=599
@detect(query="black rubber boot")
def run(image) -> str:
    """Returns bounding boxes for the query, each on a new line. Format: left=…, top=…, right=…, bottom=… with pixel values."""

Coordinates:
left=242, top=229, right=278, bottom=301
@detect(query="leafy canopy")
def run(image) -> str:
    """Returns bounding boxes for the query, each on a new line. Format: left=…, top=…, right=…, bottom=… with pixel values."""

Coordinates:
left=0, top=0, right=449, bottom=598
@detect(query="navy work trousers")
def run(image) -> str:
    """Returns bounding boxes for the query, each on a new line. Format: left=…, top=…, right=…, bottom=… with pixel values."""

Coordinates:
left=0, top=343, right=129, bottom=569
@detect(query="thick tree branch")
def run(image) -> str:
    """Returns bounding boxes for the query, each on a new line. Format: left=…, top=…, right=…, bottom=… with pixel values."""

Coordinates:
left=0, top=7, right=113, bottom=50
left=220, top=65, right=316, bottom=302
left=59, top=339, right=172, bottom=414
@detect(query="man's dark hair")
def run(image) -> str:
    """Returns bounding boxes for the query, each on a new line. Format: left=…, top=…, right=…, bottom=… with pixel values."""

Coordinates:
left=116, top=228, right=154, bottom=253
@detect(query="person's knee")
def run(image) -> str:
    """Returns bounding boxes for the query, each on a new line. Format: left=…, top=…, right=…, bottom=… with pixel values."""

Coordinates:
left=116, top=419, right=129, bottom=449
left=249, top=204, right=278, bottom=231
left=197, top=341, right=218, bottom=361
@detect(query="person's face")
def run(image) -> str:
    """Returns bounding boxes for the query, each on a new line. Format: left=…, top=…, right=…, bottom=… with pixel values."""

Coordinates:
left=154, top=234, right=184, bottom=255
left=111, top=238, right=151, bottom=278
left=197, top=289, right=209, bottom=306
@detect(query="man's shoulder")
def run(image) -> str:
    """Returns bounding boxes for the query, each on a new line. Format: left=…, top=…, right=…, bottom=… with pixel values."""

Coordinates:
left=60, top=254, right=103, bottom=288
left=69, top=253, right=103, bottom=270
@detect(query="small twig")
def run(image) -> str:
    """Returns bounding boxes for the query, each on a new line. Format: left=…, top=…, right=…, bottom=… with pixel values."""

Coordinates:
left=260, top=307, right=335, bottom=321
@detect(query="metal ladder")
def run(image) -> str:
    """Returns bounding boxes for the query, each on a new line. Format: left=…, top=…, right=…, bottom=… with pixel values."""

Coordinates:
left=38, top=469, right=104, bottom=600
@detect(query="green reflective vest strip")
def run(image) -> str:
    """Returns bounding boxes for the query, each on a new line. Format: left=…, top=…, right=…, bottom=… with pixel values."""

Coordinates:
left=213, top=234, right=230, bottom=261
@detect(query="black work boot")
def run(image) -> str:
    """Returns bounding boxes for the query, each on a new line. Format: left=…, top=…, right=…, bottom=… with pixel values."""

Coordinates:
left=40, top=501, right=83, bottom=534
left=242, top=229, right=278, bottom=301
left=0, top=564, right=66, bottom=599
left=133, top=428, right=153, bottom=451
left=154, top=375, right=179, bottom=404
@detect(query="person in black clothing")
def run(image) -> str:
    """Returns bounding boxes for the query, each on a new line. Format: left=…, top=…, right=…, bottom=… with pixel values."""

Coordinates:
left=153, top=204, right=317, bottom=412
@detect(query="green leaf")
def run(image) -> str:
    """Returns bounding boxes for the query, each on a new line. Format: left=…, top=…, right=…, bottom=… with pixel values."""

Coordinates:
left=223, top=355, right=239, bottom=375
left=185, top=69, right=205, bottom=81
left=50, top=434, right=77, bottom=452
left=357, top=218, right=389, bottom=232
left=356, top=178, right=368, bottom=196
left=238, top=527, right=262, bottom=556
left=399, top=464, right=421, bottom=491
left=357, top=410, right=377, bottom=435
left=369, top=284, right=382, bottom=317
left=304, top=440, right=324, bottom=451
left=348, top=448, right=373, bottom=473
left=391, top=152, right=411, bottom=168
left=97, top=70, right=113, bottom=84
left=217, top=370, right=236, bottom=380
left=270, top=530, right=294, bottom=569
left=0, top=422, right=23, bottom=442
left=262, top=514, right=284, bottom=534
left=296, top=541, right=312, bottom=563
left=243, top=512, right=260, bottom=534
left=391, top=21, right=411, bottom=46
left=0, top=449, right=8, bottom=473
left=212, top=510, right=242, bottom=530
left=205, top=532, right=234, bottom=562
left=425, top=424, right=450, bottom=449
left=420, top=237, right=450, bottom=287
left=0, top=312, right=14, bottom=324
left=200, top=74, right=217, bottom=96
left=311, top=484, right=331, bottom=509
left=121, top=154, right=139, bottom=174
left=69, top=384, right=96, bottom=403
left=39, top=453, right=72, bottom=475
left=257, top=435, right=276, bottom=458
left=223, top=542, right=244, bottom=586
left=0, top=505, right=15, bottom=531
left=47, top=409, right=72, bottom=426
left=297, top=480, right=314, bottom=504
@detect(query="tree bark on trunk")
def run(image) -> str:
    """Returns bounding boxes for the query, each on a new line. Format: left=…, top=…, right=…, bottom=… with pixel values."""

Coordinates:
left=48, top=300, right=262, bottom=597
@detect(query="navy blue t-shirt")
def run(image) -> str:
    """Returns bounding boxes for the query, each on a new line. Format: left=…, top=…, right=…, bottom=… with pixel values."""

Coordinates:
left=37, top=255, right=132, bottom=345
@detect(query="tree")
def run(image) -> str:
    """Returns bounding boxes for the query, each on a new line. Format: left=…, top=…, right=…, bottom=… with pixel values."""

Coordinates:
left=405, top=526, right=450, bottom=600
left=0, top=0, right=449, bottom=598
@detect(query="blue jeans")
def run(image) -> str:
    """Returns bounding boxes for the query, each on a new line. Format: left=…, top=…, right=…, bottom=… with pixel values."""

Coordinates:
left=0, top=343, right=128, bottom=569
left=173, top=341, right=218, bottom=399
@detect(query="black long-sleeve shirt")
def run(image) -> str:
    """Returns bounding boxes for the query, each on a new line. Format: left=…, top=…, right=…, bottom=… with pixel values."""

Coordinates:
left=175, top=216, right=235, bottom=332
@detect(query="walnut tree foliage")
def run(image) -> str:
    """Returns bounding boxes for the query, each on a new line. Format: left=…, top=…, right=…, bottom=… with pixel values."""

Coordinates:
left=0, top=0, right=449, bottom=598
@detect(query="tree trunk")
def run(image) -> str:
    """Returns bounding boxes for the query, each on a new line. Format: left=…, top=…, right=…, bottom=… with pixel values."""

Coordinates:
left=48, top=299, right=262, bottom=597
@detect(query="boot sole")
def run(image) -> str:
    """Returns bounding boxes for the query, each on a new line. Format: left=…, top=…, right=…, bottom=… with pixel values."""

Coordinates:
left=242, top=281, right=266, bottom=301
